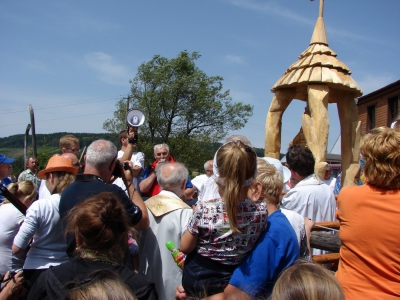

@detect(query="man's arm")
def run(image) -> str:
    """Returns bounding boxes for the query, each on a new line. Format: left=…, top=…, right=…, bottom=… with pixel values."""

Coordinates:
left=119, top=143, right=134, bottom=162
left=127, top=182, right=149, bottom=230
left=224, top=285, right=253, bottom=300
left=123, top=161, right=149, bottom=230
left=139, top=170, right=156, bottom=194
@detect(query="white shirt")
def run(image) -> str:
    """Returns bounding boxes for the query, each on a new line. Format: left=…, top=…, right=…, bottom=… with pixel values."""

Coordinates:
left=0, top=203, right=28, bottom=274
left=38, top=180, right=51, bottom=200
left=191, top=174, right=209, bottom=198
left=323, top=177, right=337, bottom=191
left=13, top=194, right=69, bottom=269
left=113, top=150, right=144, bottom=193
left=138, top=190, right=193, bottom=300
left=198, top=176, right=220, bottom=201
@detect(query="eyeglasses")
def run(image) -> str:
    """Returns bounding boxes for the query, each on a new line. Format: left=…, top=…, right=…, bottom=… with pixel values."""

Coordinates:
left=155, top=152, right=168, bottom=156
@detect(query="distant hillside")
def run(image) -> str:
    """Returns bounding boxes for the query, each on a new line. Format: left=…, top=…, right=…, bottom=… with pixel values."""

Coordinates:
left=1, top=132, right=268, bottom=177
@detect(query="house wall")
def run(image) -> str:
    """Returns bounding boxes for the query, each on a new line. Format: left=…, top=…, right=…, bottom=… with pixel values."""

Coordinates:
left=357, top=81, right=400, bottom=136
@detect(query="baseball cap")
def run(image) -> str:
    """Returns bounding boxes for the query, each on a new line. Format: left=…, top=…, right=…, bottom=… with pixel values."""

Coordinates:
left=0, top=154, right=15, bottom=164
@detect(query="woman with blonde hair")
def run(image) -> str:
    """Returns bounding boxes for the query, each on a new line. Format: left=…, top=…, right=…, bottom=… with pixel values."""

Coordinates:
left=12, top=156, right=77, bottom=286
left=63, top=269, right=137, bottom=300
left=269, top=261, right=344, bottom=300
left=0, top=181, right=37, bottom=276
left=335, top=127, right=400, bottom=299
left=27, top=192, right=157, bottom=300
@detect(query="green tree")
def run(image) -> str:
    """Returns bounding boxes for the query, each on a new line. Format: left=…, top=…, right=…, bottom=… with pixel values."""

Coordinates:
left=103, top=51, right=253, bottom=170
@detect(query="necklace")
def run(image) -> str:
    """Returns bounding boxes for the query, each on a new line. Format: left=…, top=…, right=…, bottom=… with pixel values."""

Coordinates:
left=79, top=249, right=119, bottom=266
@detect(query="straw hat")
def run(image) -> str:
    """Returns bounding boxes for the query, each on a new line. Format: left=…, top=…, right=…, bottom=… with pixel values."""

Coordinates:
left=38, top=156, right=78, bottom=179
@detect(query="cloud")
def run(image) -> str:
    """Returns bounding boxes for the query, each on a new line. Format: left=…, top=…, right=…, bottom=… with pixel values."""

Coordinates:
left=224, top=54, right=245, bottom=64
left=223, top=0, right=314, bottom=25
left=84, top=52, right=133, bottom=86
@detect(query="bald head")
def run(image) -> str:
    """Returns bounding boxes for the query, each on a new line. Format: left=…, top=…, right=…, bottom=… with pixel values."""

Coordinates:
left=156, top=162, right=188, bottom=197
left=61, top=153, right=79, bottom=169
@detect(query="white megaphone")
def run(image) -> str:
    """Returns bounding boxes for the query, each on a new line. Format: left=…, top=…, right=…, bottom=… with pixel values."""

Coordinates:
left=126, top=109, right=145, bottom=127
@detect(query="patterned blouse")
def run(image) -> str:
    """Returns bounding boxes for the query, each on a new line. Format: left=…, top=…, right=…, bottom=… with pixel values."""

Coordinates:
left=186, top=198, right=268, bottom=265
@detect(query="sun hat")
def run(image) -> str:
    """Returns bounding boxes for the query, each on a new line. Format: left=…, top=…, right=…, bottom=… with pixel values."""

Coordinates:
left=38, top=156, right=78, bottom=179
left=0, top=154, right=15, bottom=164
left=262, top=157, right=291, bottom=184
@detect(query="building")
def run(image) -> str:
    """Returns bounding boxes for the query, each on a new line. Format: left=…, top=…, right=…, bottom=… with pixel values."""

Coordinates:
left=357, top=80, right=400, bottom=135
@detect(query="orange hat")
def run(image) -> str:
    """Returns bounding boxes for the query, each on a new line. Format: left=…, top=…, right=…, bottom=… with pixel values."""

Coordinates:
left=38, top=156, right=78, bottom=179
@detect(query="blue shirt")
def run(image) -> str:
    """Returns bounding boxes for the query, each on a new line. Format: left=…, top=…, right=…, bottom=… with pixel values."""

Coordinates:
left=229, top=209, right=299, bottom=298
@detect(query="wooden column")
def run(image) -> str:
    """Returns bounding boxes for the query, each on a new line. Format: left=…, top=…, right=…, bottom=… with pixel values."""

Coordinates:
left=336, top=91, right=360, bottom=187
left=264, top=89, right=295, bottom=159
left=303, top=84, right=329, bottom=178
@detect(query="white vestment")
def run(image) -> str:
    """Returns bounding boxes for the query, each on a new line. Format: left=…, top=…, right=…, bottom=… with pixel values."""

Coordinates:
left=281, top=174, right=336, bottom=255
left=138, top=190, right=193, bottom=300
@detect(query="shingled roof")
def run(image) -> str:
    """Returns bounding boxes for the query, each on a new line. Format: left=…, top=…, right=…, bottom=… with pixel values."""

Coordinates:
left=271, top=0, right=362, bottom=97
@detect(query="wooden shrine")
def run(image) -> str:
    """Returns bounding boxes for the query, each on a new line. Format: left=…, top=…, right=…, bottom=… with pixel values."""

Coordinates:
left=264, top=0, right=363, bottom=186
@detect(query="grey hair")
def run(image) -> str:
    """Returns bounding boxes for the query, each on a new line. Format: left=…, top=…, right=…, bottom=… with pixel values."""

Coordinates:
left=225, top=135, right=252, bottom=146
left=153, top=143, right=170, bottom=155
left=204, top=160, right=213, bottom=170
left=156, top=162, right=188, bottom=189
left=86, top=140, right=117, bottom=169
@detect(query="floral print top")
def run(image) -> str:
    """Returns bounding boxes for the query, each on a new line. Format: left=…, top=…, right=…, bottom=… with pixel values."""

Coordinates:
left=186, top=198, right=268, bottom=265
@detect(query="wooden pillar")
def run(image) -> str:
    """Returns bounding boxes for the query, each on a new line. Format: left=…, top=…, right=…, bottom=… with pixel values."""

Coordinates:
left=337, top=92, right=360, bottom=187
left=303, top=84, right=329, bottom=179
left=264, top=89, right=295, bottom=159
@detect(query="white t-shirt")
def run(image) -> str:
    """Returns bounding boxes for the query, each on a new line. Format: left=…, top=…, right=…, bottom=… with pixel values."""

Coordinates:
left=113, top=150, right=145, bottom=193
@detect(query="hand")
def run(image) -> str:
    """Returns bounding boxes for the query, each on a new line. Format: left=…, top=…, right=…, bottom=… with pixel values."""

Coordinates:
left=123, top=161, right=134, bottom=183
left=175, top=285, right=187, bottom=300
left=0, top=271, right=27, bottom=300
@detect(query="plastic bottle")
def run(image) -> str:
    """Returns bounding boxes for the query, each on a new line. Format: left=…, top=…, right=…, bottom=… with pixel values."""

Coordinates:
left=165, top=241, right=186, bottom=269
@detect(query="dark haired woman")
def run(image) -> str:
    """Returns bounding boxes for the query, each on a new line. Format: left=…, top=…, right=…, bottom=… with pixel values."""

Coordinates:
left=27, top=192, right=157, bottom=300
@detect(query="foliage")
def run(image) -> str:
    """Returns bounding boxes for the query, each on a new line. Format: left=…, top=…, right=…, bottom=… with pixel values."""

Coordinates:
left=102, top=51, right=253, bottom=170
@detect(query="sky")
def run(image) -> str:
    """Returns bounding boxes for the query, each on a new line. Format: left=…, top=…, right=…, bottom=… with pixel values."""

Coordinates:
left=1, top=0, right=399, bottom=152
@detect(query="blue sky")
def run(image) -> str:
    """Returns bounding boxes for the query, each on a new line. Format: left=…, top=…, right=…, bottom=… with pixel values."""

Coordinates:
left=1, top=0, right=399, bottom=151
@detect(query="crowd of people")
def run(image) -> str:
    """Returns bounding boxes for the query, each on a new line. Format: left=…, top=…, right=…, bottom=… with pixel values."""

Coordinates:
left=0, top=126, right=399, bottom=300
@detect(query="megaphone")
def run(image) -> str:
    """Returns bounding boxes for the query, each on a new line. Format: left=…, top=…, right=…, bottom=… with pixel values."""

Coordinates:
left=126, top=109, right=145, bottom=127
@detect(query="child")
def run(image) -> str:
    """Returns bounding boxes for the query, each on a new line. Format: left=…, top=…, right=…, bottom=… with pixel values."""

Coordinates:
left=180, top=140, right=267, bottom=298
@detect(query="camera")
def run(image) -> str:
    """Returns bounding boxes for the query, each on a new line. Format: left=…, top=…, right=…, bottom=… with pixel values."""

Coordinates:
left=111, top=160, right=130, bottom=178
left=0, top=269, right=31, bottom=292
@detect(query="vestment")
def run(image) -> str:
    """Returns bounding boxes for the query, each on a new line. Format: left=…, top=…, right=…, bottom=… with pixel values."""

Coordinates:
left=113, top=150, right=144, bottom=192
left=59, top=174, right=142, bottom=256
left=13, top=194, right=69, bottom=269
left=18, top=169, right=41, bottom=191
left=27, top=257, right=158, bottom=300
left=0, top=203, right=28, bottom=274
left=335, top=184, right=400, bottom=300
left=142, top=156, right=193, bottom=197
left=281, top=174, right=336, bottom=255
left=138, top=190, right=192, bottom=300
left=229, top=210, right=299, bottom=298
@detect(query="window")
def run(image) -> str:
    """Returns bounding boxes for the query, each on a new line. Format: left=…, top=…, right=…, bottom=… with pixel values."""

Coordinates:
left=367, top=105, right=376, bottom=132
left=388, top=95, right=399, bottom=125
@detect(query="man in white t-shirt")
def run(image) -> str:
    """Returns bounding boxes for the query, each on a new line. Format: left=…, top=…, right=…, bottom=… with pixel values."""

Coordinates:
left=113, top=129, right=144, bottom=192
left=322, top=165, right=336, bottom=191
left=191, top=160, right=213, bottom=200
